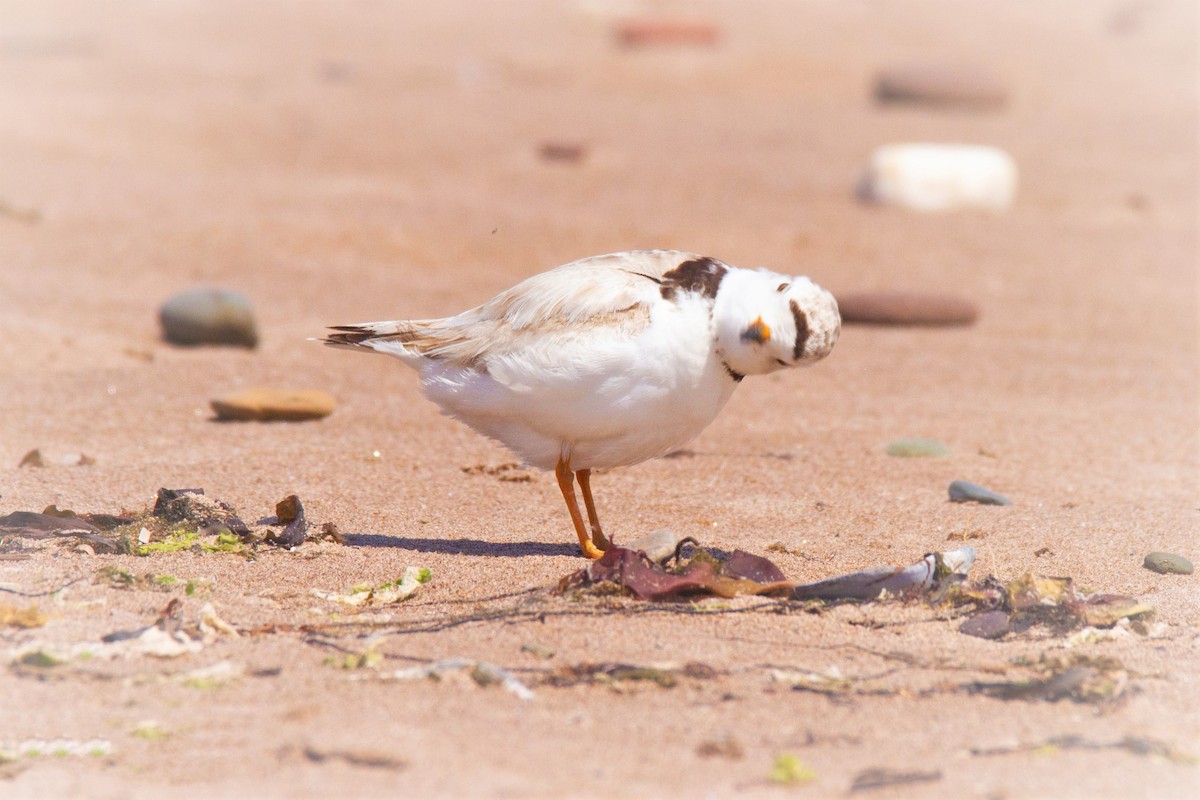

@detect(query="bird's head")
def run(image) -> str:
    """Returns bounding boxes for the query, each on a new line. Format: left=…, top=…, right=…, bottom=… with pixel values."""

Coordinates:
left=713, top=268, right=840, bottom=378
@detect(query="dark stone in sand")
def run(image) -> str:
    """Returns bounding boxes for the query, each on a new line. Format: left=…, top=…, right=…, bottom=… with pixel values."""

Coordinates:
left=875, top=64, right=1008, bottom=110
left=949, top=480, right=1011, bottom=506
left=160, top=287, right=258, bottom=347
left=1142, top=552, right=1193, bottom=575
left=959, top=610, right=1011, bottom=639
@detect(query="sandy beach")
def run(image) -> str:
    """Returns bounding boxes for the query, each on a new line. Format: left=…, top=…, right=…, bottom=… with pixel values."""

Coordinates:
left=1, top=1, right=1196, bottom=797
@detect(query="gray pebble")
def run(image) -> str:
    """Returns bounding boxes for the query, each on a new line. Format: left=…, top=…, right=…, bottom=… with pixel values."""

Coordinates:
left=160, top=287, right=258, bottom=347
left=885, top=438, right=949, bottom=458
left=949, top=480, right=1011, bottom=506
left=626, top=529, right=682, bottom=564
left=1143, top=552, right=1193, bottom=575
left=959, top=610, right=1011, bottom=640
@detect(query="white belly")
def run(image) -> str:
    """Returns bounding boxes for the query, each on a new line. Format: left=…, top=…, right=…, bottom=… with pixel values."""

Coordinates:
left=419, top=297, right=736, bottom=470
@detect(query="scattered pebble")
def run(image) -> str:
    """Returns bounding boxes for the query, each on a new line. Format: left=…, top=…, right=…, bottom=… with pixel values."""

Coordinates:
left=626, top=529, right=681, bottom=563
left=858, top=143, right=1017, bottom=212
left=1143, top=552, right=1193, bottom=575
left=949, top=480, right=1011, bottom=506
left=17, top=448, right=45, bottom=468
left=211, top=388, right=335, bottom=421
left=959, top=610, right=1011, bottom=640
left=875, top=64, right=1007, bottom=110
left=538, top=141, right=586, bottom=164
left=885, top=438, right=949, bottom=458
left=837, top=291, right=978, bottom=326
left=614, top=19, right=720, bottom=47
left=159, top=287, right=258, bottom=347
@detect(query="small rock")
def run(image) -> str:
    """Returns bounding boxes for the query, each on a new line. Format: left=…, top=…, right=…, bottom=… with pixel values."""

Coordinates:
left=858, top=143, right=1017, bottom=212
left=837, top=291, right=978, bottom=326
left=959, top=610, right=1011, bottom=640
left=538, top=141, right=586, bottom=164
left=18, top=448, right=46, bottom=468
left=211, top=388, right=335, bottom=422
left=626, top=529, right=682, bottom=563
left=949, top=480, right=1011, bottom=506
left=875, top=64, right=1008, bottom=110
left=614, top=19, right=720, bottom=47
left=160, top=287, right=258, bottom=347
left=885, top=438, right=949, bottom=458
left=1143, top=552, right=1193, bottom=575
left=72, top=543, right=95, bottom=556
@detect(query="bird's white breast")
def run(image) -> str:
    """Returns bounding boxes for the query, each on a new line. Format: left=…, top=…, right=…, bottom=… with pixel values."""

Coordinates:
left=420, top=291, right=736, bottom=470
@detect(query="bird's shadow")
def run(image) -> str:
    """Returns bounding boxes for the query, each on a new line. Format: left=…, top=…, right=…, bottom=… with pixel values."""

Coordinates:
left=342, top=533, right=734, bottom=561
left=342, top=533, right=578, bottom=558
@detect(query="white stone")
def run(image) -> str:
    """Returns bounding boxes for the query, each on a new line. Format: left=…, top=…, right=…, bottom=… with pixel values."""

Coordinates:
left=859, top=143, right=1017, bottom=211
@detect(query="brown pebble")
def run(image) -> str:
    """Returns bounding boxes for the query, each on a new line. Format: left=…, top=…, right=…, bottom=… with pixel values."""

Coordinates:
left=615, top=19, right=720, bottom=47
left=211, top=388, right=335, bottom=422
left=538, top=142, right=586, bottom=164
left=875, top=64, right=1007, bottom=110
left=837, top=291, right=979, bottom=326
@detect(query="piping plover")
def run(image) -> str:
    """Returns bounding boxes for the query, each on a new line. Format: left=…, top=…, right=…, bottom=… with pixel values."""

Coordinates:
left=323, top=250, right=840, bottom=558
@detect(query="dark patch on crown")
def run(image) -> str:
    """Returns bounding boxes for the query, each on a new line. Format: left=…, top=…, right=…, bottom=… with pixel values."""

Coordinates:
left=660, top=257, right=728, bottom=301
left=789, top=299, right=809, bottom=360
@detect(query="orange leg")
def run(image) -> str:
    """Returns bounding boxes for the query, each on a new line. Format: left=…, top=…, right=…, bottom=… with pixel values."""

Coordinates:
left=555, top=457, right=606, bottom=559
left=575, top=469, right=611, bottom=550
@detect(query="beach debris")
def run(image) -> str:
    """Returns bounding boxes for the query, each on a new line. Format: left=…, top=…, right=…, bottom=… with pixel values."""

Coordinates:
left=970, top=734, right=1198, bottom=765
left=858, top=143, right=1017, bottom=212
left=769, top=666, right=853, bottom=696
left=874, top=63, right=1007, bottom=110
left=311, top=566, right=432, bottom=607
left=1, top=488, right=338, bottom=556
left=614, top=19, right=720, bottom=48
left=0, top=739, right=111, bottom=761
left=949, top=480, right=1010, bottom=505
left=950, top=571, right=1153, bottom=639
left=179, top=659, right=244, bottom=689
left=0, top=511, right=117, bottom=552
left=211, top=388, right=335, bottom=422
left=793, top=547, right=976, bottom=601
left=1142, top=551, right=1193, bottom=575
left=198, top=603, right=239, bottom=639
left=265, top=494, right=307, bottom=547
left=302, top=746, right=407, bottom=771
left=838, top=292, right=978, bottom=327
left=559, top=546, right=791, bottom=601
left=625, top=529, right=683, bottom=564
left=521, top=642, right=556, bottom=660
left=461, top=462, right=535, bottom=482
left=885, top=438, right=950, bottom=457
left=851, top=767, right=943, bottom=793
left=0, top=603, right=46, bottom=629
left=545, top=661, right=716, bottom=690
left=770, top=753, right=815, bottom=786
left=964, top=656, right=1128, bottom=704
left=380, top=657, right=534, bottom=701
left=131, top=721, right=170, bottom=740
left=159, top=287, right=258, bottom=347
left=560, top=544, right=975, bottom=602
left=696, top=735, right=744, bottom=760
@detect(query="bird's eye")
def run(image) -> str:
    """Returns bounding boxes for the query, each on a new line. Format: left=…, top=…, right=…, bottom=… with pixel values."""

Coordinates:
left=776, top=283, right=789, bottom=293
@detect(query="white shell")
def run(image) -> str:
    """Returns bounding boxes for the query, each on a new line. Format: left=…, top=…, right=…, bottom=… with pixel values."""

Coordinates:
left=859, top=143, right=1017, bottom=211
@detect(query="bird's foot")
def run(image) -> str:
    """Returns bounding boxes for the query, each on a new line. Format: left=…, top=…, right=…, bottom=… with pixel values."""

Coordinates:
left=579, top=539, right=607, bottom=560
